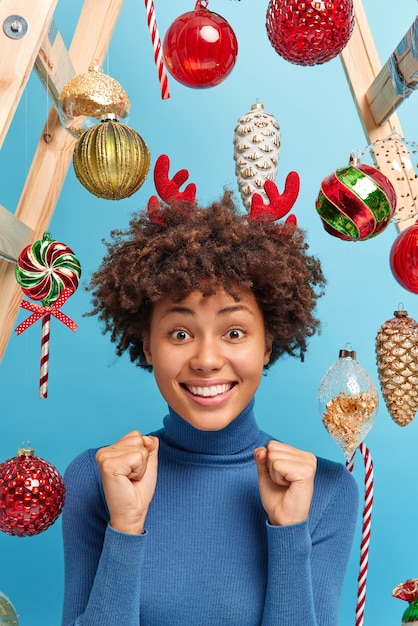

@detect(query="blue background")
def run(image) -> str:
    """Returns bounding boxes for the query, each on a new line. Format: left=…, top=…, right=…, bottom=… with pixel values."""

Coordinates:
left=1, top=0, right=417, bottom=623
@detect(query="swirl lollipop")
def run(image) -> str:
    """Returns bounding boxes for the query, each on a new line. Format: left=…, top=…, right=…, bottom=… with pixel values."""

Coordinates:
left=15, top=232, right=81, bottom=398
left=15, top=232, right=81, bottom=306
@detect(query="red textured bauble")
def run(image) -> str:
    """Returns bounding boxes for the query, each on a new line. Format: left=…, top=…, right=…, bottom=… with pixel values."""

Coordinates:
left=390, top=221, right=418, bottom=294
left=266, top=0, right=355, bottom=66
left=0, top=445, right=65, bottom=537
left=163, top=0, right=238, bottom=88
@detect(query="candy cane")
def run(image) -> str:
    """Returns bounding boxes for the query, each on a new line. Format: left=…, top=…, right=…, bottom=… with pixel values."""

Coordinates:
left=346, top=443, right=374, bottom=626
left=39, top=313, right=50, bottom=398
left=144, top=0, right=170, bottom=100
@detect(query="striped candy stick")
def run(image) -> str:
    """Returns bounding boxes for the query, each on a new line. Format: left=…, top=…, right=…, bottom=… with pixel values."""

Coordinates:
left=39, top=313, right=51, bottom=398
left=346, top=443, right=374, bottom=626
left=144, top=0, right=170, bottom=100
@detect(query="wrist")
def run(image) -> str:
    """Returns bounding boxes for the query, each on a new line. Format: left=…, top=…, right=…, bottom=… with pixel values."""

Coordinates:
left=110, top=514, right=147, bottom=535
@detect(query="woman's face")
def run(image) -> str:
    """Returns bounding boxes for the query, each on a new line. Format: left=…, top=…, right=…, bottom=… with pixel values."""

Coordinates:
left=142, top=287, right=272, bottom=431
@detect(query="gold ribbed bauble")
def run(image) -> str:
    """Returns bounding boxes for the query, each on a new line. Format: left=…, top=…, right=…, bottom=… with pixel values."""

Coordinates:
left=72, top=117, right=151, bottom=200
left=59, top=64, right=131, bottom=137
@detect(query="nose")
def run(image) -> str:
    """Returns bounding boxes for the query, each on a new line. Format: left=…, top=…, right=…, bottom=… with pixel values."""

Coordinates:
left=189, top=337, right=225, bottom=372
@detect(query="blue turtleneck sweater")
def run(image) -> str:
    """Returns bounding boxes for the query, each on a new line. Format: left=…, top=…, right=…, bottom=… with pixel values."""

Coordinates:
left=61, top=400, right=358, bottom=625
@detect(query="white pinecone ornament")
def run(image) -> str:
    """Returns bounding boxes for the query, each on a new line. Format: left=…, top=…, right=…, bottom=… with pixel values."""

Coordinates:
left=233, top=103, right=280, bottom=211
left=375, top=309, right=418, bottom=426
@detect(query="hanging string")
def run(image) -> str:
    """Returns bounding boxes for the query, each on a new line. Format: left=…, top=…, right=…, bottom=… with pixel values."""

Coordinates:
left=346, top=443, right=374, bottom=626
left=144, top=0, right=170, bottom=99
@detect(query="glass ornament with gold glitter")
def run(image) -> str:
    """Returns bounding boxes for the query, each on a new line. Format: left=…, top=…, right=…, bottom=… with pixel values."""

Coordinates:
left=376, top=308, right=418, bottom=426
left=72, top=116, right=151, bottom=200
left=58, top=64, right=131, bottom=138
left=318, top=348, right=378, bottom=459
left=233, top=103, right=280, bottom=211
left=0, top=592, right=19, bottom=625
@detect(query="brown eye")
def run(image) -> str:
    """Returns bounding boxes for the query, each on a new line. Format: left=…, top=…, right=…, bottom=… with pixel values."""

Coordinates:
left=171, top=330, right=190, bottom=341
left=226, top=329, right=244, bottom=340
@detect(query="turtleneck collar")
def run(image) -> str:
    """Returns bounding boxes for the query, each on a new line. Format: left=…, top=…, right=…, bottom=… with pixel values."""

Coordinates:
left=160, top=398, right=262, bottom=456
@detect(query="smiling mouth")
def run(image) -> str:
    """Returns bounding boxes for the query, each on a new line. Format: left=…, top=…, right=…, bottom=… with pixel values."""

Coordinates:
left=183, top=383, right=235, bottom=398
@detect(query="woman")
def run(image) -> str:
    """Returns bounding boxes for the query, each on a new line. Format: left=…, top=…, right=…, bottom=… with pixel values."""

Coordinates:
left=61, top=158, right=358, bottom=625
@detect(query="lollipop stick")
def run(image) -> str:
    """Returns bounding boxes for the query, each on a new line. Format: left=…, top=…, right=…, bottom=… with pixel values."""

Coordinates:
left=346, top=443, right=374, bottom=626
left=39, top=313, right=50, bottom=399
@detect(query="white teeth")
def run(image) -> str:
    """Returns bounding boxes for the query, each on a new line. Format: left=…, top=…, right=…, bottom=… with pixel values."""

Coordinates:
left=187, top=384, right=231, bottom=397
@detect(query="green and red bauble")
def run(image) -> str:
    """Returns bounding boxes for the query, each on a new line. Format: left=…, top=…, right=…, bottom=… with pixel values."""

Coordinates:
left=315, top=155, right=396, bottom=241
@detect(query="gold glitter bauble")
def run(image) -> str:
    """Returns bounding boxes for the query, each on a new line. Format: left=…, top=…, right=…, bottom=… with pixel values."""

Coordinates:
left=59, top=65, right=131, bottom=138
left=376, top=308, right=418, bottom=426
left=73, top=118, right=151, bottom=200
left=0, top=591, right=19, bottom=624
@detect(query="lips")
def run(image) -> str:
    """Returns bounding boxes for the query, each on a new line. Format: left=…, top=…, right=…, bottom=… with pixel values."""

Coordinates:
left=183, top=383, right=234, bottom=398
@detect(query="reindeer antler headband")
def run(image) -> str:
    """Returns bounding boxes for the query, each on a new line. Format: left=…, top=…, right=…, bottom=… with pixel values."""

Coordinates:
left=147, top=154, right=299, bottom=227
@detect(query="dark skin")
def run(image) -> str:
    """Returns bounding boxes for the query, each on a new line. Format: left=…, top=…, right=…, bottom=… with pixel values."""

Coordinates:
left=90, top=192, right=324, bottom=534
left=96, top=288, right=317, bottom=535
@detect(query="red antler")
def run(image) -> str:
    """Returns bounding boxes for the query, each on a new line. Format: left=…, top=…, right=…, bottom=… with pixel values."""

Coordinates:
left=147, top=154, right=197, bottom=221
left=249, top=172, right=300, bottom=226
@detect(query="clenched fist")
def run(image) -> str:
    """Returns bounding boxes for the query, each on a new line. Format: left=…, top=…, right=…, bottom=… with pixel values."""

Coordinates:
left=96, top=431, right=159, bottom=535
left=254, top=441, right=317, bottom=527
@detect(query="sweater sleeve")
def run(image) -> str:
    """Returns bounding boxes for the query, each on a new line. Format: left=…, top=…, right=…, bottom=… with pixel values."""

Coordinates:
left=261, top=460, right=359, bottom=625
left=61, top=450, right=148, bottom=626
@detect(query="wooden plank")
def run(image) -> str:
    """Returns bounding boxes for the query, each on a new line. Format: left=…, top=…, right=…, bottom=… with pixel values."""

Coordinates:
left=0, top=0, right=58, bottom=149
left=0, top=0, right=125, bottom=362
left=35, top=19, right=77, bottom=109
left=366, top=18, right=418, bottom=125
left=0, top=204, right=33, bottom=262
left=340, top=0, right=418, bottom=231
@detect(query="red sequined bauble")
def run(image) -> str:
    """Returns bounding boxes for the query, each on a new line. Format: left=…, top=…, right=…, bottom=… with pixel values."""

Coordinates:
left=266, top=0, right=355, bottom=66
left=390, top=221, right=418, bottom=294
left=0, top=445, right=65, bottom=537
left=163, top=0, right=238, bottom=88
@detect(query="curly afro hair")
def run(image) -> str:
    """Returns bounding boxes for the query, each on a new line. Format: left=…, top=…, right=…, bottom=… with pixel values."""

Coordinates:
left=87, top=191, right=326, bottom=371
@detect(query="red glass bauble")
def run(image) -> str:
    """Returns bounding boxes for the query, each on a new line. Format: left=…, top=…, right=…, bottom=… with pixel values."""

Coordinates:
left=266, top=0, right=355, bottom=66
left=163, top=0, right=238, bottom=88
left=390, top=221, right=418, bottom=294
left=0, top=445, right=65, bottom=537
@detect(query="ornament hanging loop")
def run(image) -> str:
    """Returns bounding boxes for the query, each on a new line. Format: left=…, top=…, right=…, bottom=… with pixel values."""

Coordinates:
left=195, top=0, right=209, bottom=9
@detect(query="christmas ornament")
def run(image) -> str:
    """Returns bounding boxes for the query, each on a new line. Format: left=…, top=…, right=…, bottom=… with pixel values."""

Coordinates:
left=266, top=0, right=355, bottom=66
left=73, top=116, right=151, bottom=200
left=15, top=232, right=81, bottom=305
left=393, top=579, right=418, bottom=625
left=319, top=347, right=377, bottom=626
left=0, top=443, right=65, bottom=537
left=144, top=0, right=170, bottom=99
left=376, top=308, right=418, bottom=426
left=390, top=221, right=418, bottom=294
left=318, top=347, right=378, bottom=459
left=0, top=592, right=18, bottom=625
left=315, top=155, right=396, bottom=241
left=58, top=64, right=131, bottom=138
left=15, top=232, right=80, bottom=398
left=364, top=131, right=418, bottom=225
left=233, top=103, right=281, bottom=211
left=162, top=0, right=238, bottom=89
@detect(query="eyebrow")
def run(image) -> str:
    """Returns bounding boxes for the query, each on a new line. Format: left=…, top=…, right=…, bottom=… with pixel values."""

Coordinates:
left=160, top=304, right=254, bottom=319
